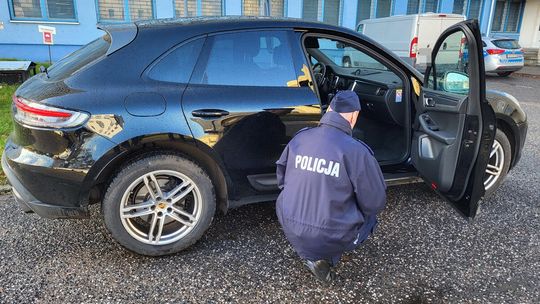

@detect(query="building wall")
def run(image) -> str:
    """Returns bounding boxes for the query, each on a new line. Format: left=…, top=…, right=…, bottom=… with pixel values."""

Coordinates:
left=0, top=1, right=101, bottom=61
left=0, top=0, right=173, bottom=61
left=0, top=0, right=534, bottom=62
left=519, top=0, right=540, bottom=48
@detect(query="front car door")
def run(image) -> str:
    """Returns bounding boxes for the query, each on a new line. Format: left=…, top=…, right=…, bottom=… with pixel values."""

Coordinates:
left=412, top=20, right=496, bottom=217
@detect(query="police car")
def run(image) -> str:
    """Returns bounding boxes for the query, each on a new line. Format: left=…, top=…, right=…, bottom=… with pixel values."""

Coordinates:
left=482, top=37, right=524, bottom=77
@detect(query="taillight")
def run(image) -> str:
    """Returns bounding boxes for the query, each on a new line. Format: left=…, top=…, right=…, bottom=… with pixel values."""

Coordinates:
left=486, top=49, right=505, bottom=55
left=12, top=95, right=89, bottom=129
left=410, top=36, right=418, bottom=58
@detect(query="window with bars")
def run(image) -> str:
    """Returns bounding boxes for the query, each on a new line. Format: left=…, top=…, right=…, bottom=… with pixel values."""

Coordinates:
left=243, top=0, right=284, bottom=17
left=376, top=0, right=392, bottom=18
left=129, top=0, right=153, bottom=20
left=302, top=0, right=341, bottom=25
left=9, top=0, right=76, bottom=21
left=356, top=0, right=372, bottom=24
left=452, top=0, right=482, bottom=19
left=302, top=0, right=320, bottom=21
left=407, top=0, right=420, bottom=15
left=176, top=0, right=196, bottom=17
left=97, top=0, right=154, bottom=21
left=423, top=0, right=438, bottom=13
left=491, top=0, right=524, bottom=32
left=452, top=0, right=466, bottom=15
left=468, top=0, right=482, bottom=19
left=175, top=0, right=224, bottom=18
left=323, top=0, right=341, bottom=25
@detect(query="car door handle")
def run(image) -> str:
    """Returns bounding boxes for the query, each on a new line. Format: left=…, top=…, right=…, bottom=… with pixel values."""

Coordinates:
left=424, top=97, right=436, bottom=107
left=192, top=109, right=230, bottom=118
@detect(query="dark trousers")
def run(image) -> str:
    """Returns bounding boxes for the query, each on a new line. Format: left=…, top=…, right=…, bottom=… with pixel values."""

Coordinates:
left=331, top=215, right=378, bottom=265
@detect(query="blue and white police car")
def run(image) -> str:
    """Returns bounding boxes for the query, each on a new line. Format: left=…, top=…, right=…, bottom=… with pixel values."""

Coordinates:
left=482, top=37, right=524, bottom=77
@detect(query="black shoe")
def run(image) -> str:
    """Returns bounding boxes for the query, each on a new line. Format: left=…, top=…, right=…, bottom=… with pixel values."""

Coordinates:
left=303, top=259, right=336, bottom=283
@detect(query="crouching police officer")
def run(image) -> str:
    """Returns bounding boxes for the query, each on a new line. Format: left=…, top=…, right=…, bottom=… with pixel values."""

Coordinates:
left=275, top=90, right=387, bottom=283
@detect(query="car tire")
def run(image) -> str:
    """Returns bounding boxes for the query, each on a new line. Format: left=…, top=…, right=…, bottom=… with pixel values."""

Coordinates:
left=484, top=129, right=512, bottom=197
left=102, top=153, right=215, bottom=256
left=497, top=71, right=513, bottom=77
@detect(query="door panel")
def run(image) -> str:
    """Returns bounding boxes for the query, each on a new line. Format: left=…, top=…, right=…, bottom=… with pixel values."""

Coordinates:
left=412, top=20, right=496, bottom=218
left=182, top=30, right=320, bottom=199
left=413, top=89, right=467, bottom=192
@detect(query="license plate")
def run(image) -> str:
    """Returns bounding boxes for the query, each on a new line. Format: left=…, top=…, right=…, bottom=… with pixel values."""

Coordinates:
left=507, top=54, right=521, bottom=59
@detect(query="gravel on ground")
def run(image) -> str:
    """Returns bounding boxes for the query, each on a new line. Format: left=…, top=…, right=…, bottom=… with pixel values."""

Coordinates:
left=0, top=76, right=538, bottom=303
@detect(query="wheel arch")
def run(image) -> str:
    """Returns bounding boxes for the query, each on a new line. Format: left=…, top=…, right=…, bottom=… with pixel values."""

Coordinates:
left=495, top=115, right=519, bottom=169
left=84, top=133, right=232, bottom=214
left=486, top=89, right=527, bottom=170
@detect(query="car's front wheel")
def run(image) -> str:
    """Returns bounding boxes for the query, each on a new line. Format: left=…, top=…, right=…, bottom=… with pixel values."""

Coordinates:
left=484, top=129, right=511, bottom=197
left=102, top=154, right=215, bottom=256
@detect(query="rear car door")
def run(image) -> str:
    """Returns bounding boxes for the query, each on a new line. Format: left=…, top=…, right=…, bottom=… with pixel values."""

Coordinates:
left=412, top=20, right=496, bottom=218
left=182, top=29, right=321, bottom=199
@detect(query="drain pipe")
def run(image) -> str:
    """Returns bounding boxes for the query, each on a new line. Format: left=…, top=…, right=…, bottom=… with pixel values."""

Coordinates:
left=486, top=0, right=496, bottom=37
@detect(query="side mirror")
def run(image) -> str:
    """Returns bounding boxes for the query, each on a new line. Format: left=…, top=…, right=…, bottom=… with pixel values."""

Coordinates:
left=442, top=71, right=469, bottom=94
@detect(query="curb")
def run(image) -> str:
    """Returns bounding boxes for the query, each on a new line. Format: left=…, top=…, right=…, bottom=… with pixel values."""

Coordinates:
left=512, top=72, right=540, bottom=79
left=512, top=66, right=540, bottom=79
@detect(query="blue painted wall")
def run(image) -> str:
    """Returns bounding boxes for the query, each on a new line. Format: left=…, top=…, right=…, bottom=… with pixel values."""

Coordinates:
left=393, top=0, right=408, bottom=15
left=0, top=0, right=515, bottom=62
left=226, top=0, right=242, bottom=15
left=156, top=0, right=175, bottom=18
left=287, top=0, right=302, bottom=18
left=342, top=0, right=358, bottom=28
left=479, top=0, right=493, bottom=35
left=439, top=0, right=454, bottom=13
left=0, top=0, right=102, bottom=61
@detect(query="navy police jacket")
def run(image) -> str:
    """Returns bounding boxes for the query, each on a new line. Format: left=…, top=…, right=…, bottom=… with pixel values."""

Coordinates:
left=276, top=111, right=387, bottom=262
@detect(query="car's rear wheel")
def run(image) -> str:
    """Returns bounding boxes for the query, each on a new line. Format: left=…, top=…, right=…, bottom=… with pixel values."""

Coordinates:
left=102, top=154, right=215, bottom=256
left=484, top=129, right=511, bottom=197
left=497, top=71, right=513, bottom=77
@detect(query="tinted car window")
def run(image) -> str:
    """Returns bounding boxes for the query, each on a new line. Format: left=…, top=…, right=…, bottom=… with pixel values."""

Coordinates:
left=193, top=31, right=297, bottom=87
left=316, top=38, right=388, bottom=70
left=48, top=35, right=111, bottom=80
left=492, top=39, right=521, bottom=49
left=148, top=38, right=205, bottom=84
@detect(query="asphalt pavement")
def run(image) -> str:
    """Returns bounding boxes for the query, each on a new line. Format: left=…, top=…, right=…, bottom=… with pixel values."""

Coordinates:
left=0, top=76, right=539, bottom=303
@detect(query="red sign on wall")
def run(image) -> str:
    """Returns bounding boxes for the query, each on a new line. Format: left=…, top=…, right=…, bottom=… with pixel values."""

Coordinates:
left=38, top=25, right=56, bottom=45
left=43, top=31, right=53, bottom=45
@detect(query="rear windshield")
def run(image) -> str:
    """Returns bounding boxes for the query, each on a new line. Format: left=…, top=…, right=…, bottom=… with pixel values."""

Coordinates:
left=47, top=34, right=111, bottom=80
left=492, top=39, right=521, bottom=49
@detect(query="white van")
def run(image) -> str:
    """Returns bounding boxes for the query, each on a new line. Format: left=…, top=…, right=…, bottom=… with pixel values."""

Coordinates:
left=355, top=13, right=466, bottom=67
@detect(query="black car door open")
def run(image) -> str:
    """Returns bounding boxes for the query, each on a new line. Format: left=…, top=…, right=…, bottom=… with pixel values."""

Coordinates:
left=412, top=20, right=496, bottom=218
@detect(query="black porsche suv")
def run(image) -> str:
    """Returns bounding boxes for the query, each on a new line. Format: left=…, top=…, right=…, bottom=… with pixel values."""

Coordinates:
left=3, top=17, right=527, bottom=255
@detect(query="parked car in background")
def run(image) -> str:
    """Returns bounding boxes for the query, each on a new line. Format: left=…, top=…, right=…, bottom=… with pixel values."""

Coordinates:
left=356, top=13, right=465, bottom=68
left=482, top=37, right=524, bottom=77
left=3, top=17, right=527, bottom=256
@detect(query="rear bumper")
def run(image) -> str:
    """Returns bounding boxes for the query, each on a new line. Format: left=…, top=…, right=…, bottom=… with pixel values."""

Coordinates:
left=493, top=66, right=523, bottom=72
left=2, top=153, right=89, bottom=219
left=484, top=55, right=524, bottom=73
